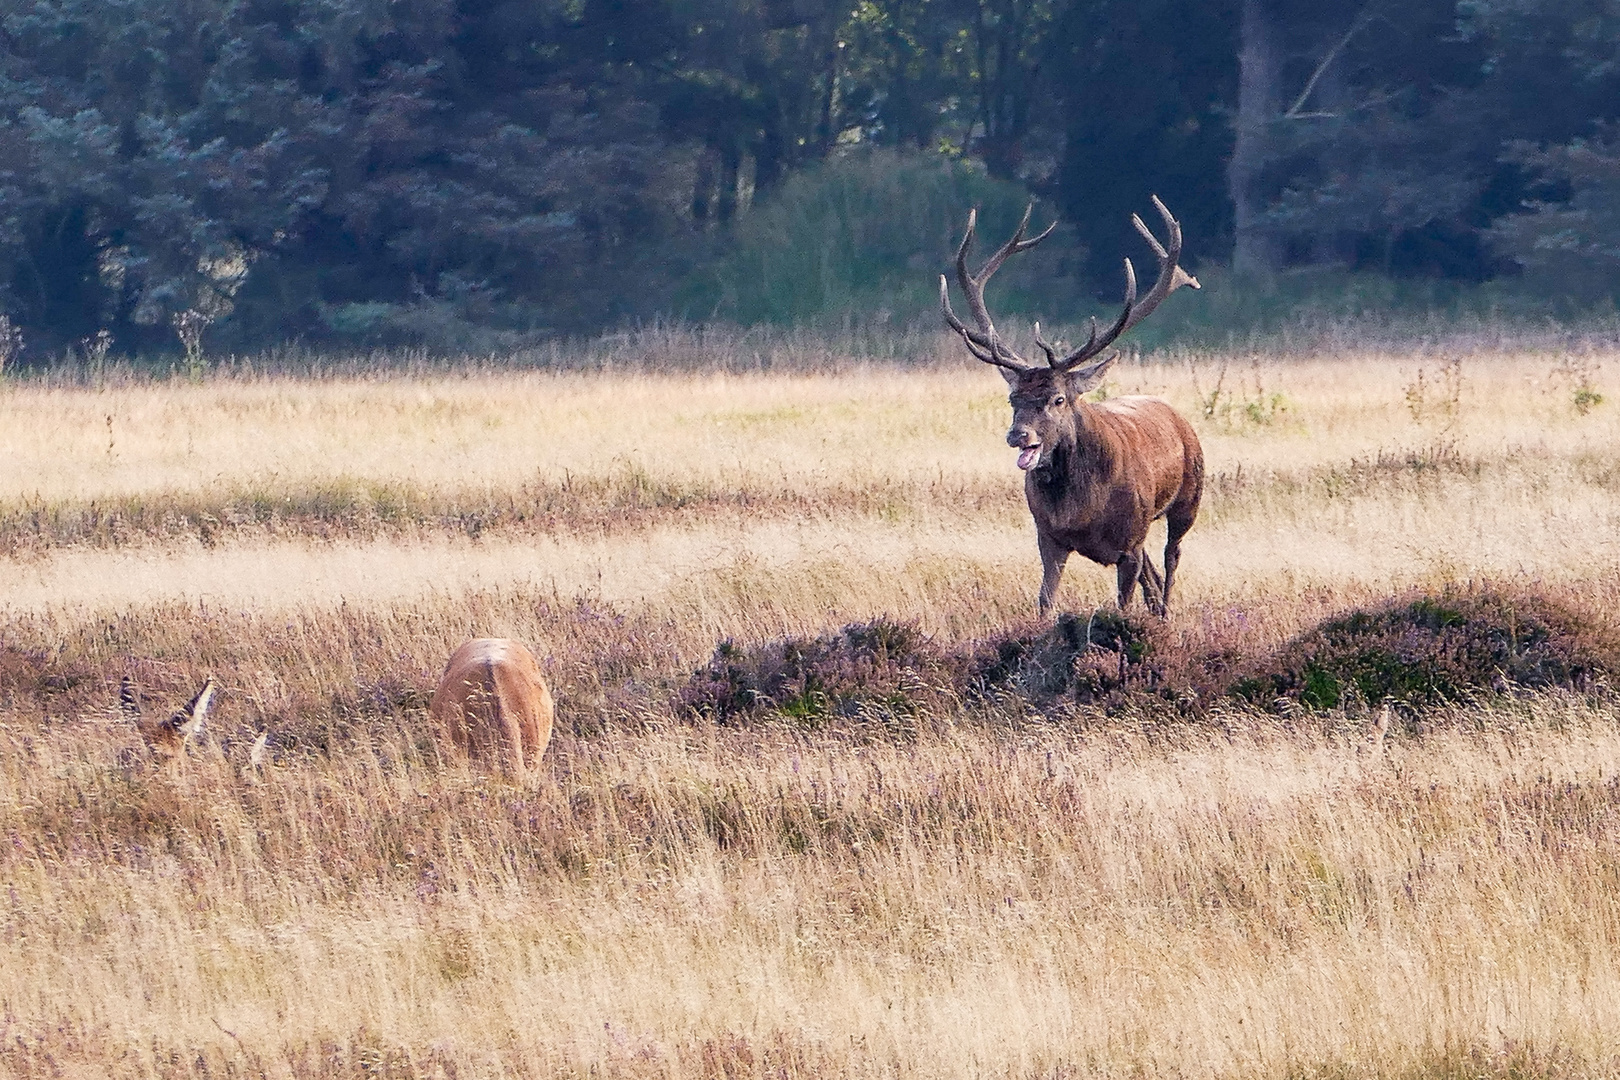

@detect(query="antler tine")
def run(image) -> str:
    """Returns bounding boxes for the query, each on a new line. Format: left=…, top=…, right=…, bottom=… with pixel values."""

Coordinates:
left=1078, top=317, right=1099, bottom=358
left=1119, top=194, right=1199, bottom=337
left=973, top=203, right=1057, bottom=285
left=944, top=205, right=1051, bottom=373
left=1131, top=213, right=1166, bottom=258
left=1131, top=194, right=1180, bottom=259
left=1152, top=193, right=1182, bottom=249
left=952, top=208, right=1004, bottom=348
left=1032, top=322, right=1059, bottom=366
left=1051, top=258, right=1137, bottom=371
left=1052, top=196, right=1196, bottom=369
left=941, top=275, right=1024, bottom=372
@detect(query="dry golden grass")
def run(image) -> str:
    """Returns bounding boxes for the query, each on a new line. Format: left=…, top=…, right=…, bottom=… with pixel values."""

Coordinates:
left=3, top=345, right=1617, bottom=628
left=5, top=700, right=1620, bottom=1078
left=1, top=336, right=1619, bottom=1077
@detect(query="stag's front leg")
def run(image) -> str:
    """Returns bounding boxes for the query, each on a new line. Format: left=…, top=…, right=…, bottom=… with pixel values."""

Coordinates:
left=1036, top=532, right=1070, bottom=617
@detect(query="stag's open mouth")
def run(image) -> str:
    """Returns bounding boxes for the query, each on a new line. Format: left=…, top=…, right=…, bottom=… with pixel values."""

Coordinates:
left=1016, top=444, right=1042, bottom=470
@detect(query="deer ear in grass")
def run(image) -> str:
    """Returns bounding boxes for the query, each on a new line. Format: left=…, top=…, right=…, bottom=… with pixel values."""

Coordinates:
left=134, top=675, right=217, bottom=756
left=119, top=674, right=142, bottom=720
left=248, top=729, right=269, bottom=770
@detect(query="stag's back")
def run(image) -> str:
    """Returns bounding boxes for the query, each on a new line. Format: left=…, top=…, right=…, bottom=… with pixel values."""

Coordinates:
left=430, top=638, right=554, bottom=781
left=1089, top=396, right=1203, bottom=514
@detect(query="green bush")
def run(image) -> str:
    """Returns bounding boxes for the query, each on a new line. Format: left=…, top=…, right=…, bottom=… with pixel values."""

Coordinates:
left=1230, top=586, right=1620, bottom=711
left=680, top=618, right=963, bottom=730
left=679, top=149, right=1075, bottom=327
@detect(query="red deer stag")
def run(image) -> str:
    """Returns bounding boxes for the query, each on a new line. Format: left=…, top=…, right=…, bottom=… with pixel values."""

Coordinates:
left=941, top=196, right=1204, bottom=617
left=430, top=638, right=554, bottom=782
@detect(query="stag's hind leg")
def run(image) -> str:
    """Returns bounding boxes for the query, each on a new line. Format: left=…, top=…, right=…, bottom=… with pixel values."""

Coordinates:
left=1137, top=552, right=1167, bottom=617
left=1160, top=486, right=1202, bottom=614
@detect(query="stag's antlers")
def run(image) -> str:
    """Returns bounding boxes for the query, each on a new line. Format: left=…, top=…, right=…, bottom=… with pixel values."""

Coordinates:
left=940, top=197, right=1200, bottom=374
left=939, top=204, right=1055, bottom=373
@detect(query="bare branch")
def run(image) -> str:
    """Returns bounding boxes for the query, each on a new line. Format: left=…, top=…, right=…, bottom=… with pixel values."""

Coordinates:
left=1283, top=5, right=1376, bottom=120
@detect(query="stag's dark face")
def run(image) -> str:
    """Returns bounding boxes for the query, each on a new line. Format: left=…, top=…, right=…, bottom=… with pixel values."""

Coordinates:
left=1005, top=368, right=1078, bottom=471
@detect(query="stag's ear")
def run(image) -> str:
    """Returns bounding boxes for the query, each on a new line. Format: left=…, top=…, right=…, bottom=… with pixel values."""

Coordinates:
left=996, top=363, right=1021, bottom=388
left=1066, top=351, right=1119, bottom=394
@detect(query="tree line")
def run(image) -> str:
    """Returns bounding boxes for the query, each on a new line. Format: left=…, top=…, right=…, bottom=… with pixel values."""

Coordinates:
left=2, top=0, right=1618, bottom=359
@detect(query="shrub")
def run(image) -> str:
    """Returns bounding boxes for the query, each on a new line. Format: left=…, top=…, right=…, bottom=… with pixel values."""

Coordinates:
left=971, top=609, right=1166, bottom=710
left=681, top=611, right=1179, bottom=729
left=680, top=618, right=963, bottom=729
left=678, top=149, right=1074, bottom=327
left=1229, top=586, right=1620, bottom=711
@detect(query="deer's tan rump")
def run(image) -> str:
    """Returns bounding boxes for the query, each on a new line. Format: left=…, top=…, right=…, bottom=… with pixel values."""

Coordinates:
left=430, top=638, right=554, bottom=781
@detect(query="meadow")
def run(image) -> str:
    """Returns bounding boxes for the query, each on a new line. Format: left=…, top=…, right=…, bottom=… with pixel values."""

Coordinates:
left=2, top=329, right=1619, bottom=1078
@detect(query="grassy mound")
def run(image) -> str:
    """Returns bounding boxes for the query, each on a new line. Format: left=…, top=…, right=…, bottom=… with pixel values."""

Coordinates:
left=681, top=585, right=1619, bottom=728
left=679, top=618, right=964, bottom=730
left=1231, top=587, right=1620, bottom=711
left=972, top=609, right=1164, bottom=708
left=679, top=610, right=1169, bottom=726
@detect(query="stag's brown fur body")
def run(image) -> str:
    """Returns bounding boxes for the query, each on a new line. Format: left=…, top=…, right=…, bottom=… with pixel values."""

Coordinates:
left=1012, top=379, right=1203, bottom=615
left=430, top=638, right=554, bottom=783
left=941, top=196, right=1204, bottom=616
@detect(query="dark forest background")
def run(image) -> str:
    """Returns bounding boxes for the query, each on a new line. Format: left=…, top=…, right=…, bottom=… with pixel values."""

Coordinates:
left=4, top=0, right=1620, bottom=360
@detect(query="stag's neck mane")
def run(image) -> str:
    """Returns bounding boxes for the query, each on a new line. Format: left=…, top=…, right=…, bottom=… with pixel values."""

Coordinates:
left=1032, top=399, right=1117, bottom=496
left=1072, top=398, right=1122, bottom=464
left=1031, top=437, right=1071, bottom=497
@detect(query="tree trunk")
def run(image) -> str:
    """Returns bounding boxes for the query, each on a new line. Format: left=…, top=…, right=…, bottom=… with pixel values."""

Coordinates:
left=1229, top=0, right=1281, bottom=275
left=716, top=144, right=740, bottom=224
left=691, top=149, right=716, bottom=225
left=1302, top=17, right=1354, bottom=266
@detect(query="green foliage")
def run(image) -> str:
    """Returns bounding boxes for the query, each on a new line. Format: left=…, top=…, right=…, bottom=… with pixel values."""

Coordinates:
left=680, top=618, right=961, bottom=730
left=0, top=0, right=687, bottom=356
left=678, top=150, right=1069, bottom=326
left=1490, top=132, right=1620, bottom=303
left=1230, top=587, right=1620, bottom=711
left=10, top=0, right=1620, bottom=353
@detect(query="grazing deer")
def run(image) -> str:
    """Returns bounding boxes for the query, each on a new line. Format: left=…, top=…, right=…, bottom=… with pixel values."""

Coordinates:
left=120, top=673, right=217, bottom=757
left=941, top=196, right=1204, bottom=617
left=430, top=638, right=554, bottom=783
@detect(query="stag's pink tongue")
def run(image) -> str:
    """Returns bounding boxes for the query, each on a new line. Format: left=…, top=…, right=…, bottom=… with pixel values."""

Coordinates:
left=1017, top=445, right=1040, bottom=470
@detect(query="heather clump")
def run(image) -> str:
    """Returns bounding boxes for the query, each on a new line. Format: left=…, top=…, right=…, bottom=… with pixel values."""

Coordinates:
left=972, top=609, right=1167, bottom=710
left=680, top=618, right=963, bottom=729
left=1230, top=586, right=1620, bottom=711
left=677, top=584, right=1620, bottom=727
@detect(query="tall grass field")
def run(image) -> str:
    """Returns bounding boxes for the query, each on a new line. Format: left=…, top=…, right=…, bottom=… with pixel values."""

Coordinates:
left=1, top=330, right=1619, bottom=1078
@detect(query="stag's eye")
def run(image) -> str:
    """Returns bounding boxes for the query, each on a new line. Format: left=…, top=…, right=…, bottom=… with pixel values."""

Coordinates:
left=1050, top=395, right=1065, bottom=407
